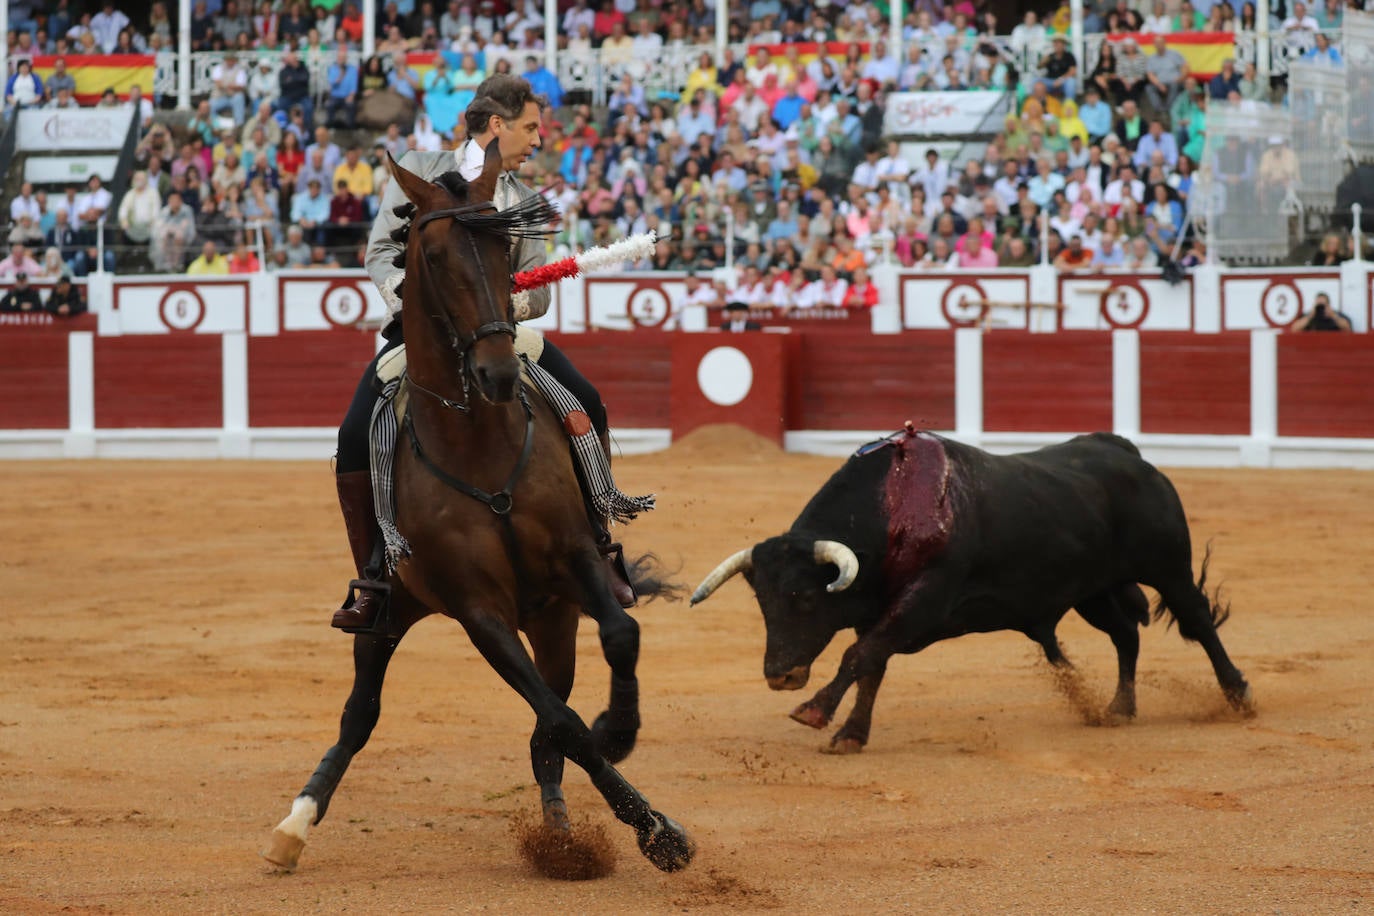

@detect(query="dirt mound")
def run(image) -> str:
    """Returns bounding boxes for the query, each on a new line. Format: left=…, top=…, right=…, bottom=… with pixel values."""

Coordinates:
left=666, top=424, right=783, bottom=462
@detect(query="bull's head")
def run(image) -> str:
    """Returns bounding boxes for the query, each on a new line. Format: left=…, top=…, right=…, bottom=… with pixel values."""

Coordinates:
left=691, top=535, right=861, bottom=692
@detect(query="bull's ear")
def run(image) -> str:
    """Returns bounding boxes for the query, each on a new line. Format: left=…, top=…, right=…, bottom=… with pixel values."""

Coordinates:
left=467, top=138, right=503, bottom=204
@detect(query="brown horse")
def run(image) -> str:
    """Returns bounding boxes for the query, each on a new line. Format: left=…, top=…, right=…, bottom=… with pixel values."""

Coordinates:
left=262, top=142, right=694, bottom=874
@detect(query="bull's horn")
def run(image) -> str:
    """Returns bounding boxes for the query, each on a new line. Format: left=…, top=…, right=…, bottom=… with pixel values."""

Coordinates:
left=690, top=548, right=754, bottom=605
left=813, top=541, right=859, bottom=593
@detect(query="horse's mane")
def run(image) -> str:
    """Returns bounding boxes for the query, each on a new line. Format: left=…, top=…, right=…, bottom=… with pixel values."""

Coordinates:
left=432, top=170, right=559, bottom=239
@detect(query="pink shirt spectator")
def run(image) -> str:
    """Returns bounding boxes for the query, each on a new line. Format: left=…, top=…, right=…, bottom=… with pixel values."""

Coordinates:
left=957, top=246, right=999, bottom=269
left=0, top=254, right=42, bottom=278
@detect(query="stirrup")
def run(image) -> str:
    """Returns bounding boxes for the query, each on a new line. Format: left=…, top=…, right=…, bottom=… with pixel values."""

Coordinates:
left=598, top=540, right=638, bottom=606
left=336, top=577, right=392, bottom=635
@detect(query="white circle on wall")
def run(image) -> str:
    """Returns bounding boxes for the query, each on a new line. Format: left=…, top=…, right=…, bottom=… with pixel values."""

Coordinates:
left=697, top=346, right=753, bottom=407
left=323, top=284, right=365, bottom=326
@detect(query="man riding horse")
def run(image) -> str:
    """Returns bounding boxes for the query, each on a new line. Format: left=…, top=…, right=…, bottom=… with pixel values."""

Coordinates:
left=333, top=74, right=634, bottom=630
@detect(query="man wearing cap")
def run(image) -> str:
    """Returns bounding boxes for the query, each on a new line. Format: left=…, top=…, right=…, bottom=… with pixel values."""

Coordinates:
left=209, top=51, right=248, bottom=126
left=45, top=274, right=85, bottom=317
left=330, top=73, right=635, bottom=632
left=720, top=301, right=763, bottom=332
left=0, top=272, right=42, bottom=313
left=1041, top=35, right=1077, bottom=100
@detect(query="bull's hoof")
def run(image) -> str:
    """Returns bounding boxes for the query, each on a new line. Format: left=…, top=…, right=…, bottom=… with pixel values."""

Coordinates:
left=591, top=710, right=639, bottom=764
left=821, top=736, right=865, bottom=755
left=636, top=810, right=695, bottom=873
left=790, top=702, right=831, bottom=730
left=1106, top=695, right=1137, bottom=720
left=543, top=799, right=571, bottom=833
left=1226, top=683, right=1257, bottom=718
left=261, top=828, right=305, bottom=872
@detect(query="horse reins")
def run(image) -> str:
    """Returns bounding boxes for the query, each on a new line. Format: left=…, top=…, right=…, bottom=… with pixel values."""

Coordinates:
left=404, top=198, right=536, bottom=529
left=409, top=200, right=518, bottom=412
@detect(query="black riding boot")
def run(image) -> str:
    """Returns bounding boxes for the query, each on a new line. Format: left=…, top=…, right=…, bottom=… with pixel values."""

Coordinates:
left=331, top=470, right=389, bottom=630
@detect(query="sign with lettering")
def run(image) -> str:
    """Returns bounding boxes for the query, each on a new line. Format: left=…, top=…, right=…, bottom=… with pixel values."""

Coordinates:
left=883, top=91, right=1011, bottom=137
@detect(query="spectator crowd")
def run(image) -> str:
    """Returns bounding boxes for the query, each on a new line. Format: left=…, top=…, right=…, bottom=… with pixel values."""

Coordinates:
left=0, top=0, right=1366, bottom=311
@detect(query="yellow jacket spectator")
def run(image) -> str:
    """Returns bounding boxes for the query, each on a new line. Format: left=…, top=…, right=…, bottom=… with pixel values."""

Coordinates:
left=187, top=241, right=230, bottom=275
left=680, top=52, right=720, bottom=105
left=333, top=149, right=374, bottom=198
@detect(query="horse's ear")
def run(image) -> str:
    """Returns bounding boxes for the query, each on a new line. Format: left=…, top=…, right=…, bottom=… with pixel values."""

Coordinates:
left=467, top=138, right=503, bottom=204
left=386, top=152, right=432, bottom=206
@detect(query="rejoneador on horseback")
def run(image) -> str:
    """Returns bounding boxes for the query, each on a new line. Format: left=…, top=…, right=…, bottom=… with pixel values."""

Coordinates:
left=262, top=74, right=694, bottom=874
left=332, top=73, right=636, bottom=632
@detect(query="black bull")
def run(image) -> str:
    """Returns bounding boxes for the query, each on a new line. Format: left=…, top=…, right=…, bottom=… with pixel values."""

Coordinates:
left=691, top=430, right=1253, bottom=753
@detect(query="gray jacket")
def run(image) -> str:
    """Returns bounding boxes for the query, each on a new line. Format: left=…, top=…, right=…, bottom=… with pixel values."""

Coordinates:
left=366, top=147, right=551, bottom=324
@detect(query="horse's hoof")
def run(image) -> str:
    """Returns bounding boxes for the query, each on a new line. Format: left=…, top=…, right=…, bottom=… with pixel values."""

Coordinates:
left=1227, top=683, right=1257, bottom=718
left=636, top=810, right=695, bottom=873
left=790, top=701, right=831, bottom=730
left=591, top=710, right=639, bottom=764
left=261, top=828, right=305, bottom=871
left=822, top=736, right=864, bottom=755
left=543, top=799, right=571, bottom=833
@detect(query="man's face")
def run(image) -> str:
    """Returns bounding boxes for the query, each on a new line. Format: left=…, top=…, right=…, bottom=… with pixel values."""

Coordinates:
left=493, top=101, right=543, bottom=170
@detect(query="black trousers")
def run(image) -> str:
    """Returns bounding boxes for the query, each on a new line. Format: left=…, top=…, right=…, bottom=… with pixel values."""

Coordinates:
left=335, top=328, right=608, bottom=474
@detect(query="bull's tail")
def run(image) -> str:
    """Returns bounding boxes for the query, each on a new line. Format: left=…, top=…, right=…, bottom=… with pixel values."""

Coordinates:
left=626, top=552, right=687, bottom=605
left=1150, top=541, right=1231, bottom=636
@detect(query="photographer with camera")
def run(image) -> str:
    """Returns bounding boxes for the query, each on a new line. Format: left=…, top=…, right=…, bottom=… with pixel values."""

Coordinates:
left=1289, top=292, right=1353, bottom=332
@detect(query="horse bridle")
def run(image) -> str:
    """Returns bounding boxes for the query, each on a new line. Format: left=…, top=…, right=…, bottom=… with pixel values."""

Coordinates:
left=410, top=200, right=515, bottom=412
left=403, top=197, right=537, bottom=519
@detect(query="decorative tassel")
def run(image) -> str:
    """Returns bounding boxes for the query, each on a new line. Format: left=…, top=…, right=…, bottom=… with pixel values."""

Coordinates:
left=511, top=232, right=657, bottom=296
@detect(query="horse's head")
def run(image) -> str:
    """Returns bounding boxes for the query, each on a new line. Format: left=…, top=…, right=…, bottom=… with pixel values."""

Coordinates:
left=387, top=141, right=553, bottom=405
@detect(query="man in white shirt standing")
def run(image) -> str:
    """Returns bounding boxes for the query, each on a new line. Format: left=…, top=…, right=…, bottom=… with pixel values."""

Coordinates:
left=10, top=183, right=41, bottom=224
left=89, top=1, right=130, bottom=54
left=874, top=140, right=911, bottom=196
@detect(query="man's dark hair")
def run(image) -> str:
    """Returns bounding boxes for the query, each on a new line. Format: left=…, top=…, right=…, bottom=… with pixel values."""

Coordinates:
left=465, top=74, right=546, bottom=136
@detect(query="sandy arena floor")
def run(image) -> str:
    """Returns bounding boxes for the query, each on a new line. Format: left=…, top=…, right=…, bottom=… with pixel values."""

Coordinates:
left=3, top=427, right=1372, bottom=914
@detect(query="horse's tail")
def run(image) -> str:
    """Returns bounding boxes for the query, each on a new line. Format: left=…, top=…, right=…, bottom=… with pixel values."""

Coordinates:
left=626, top=552, right=687, bottom=604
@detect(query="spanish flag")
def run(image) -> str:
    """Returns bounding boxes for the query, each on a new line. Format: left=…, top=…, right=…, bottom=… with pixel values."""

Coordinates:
left=30, top=54, right=154, bottom=106
left=1107, top=32, right=1236, bottom=80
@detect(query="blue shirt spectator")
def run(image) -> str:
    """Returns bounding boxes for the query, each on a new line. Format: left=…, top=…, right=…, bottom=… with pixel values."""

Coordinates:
left=291, top=181, right=330, bottom=224
left=327, top=56, right=359, bottom=101
left=523, top=59, right=563, bottom=108
left=1208, top=60, right=1242, bottom=100
left=388, top=58, right=421, bottom=101
left=1133, top=126, right=1179, bottom=170
left=560, top=141, right=593, bottom=185
left=1078, top=93, right=1113, bottom=140
left=772, top=89, right=804, bottom=130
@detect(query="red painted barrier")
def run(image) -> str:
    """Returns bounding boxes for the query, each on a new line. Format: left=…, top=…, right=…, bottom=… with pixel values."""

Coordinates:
left=546, top=331, right=673, bottom=429
left=249, top=331, right=377, bottom=428
left=94, top=337, right=222, bottom=429
left=670, top=332, right=796, bottom=444
left=0, top=331, right=69, bottom=429
left=788, top=331, right=956, bottom=431
left=1277, top=335, right=1374, bottom=439
left=983, top=333, right=1113, bottom=433
left=1140, top=332, right=1250, bottom=436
